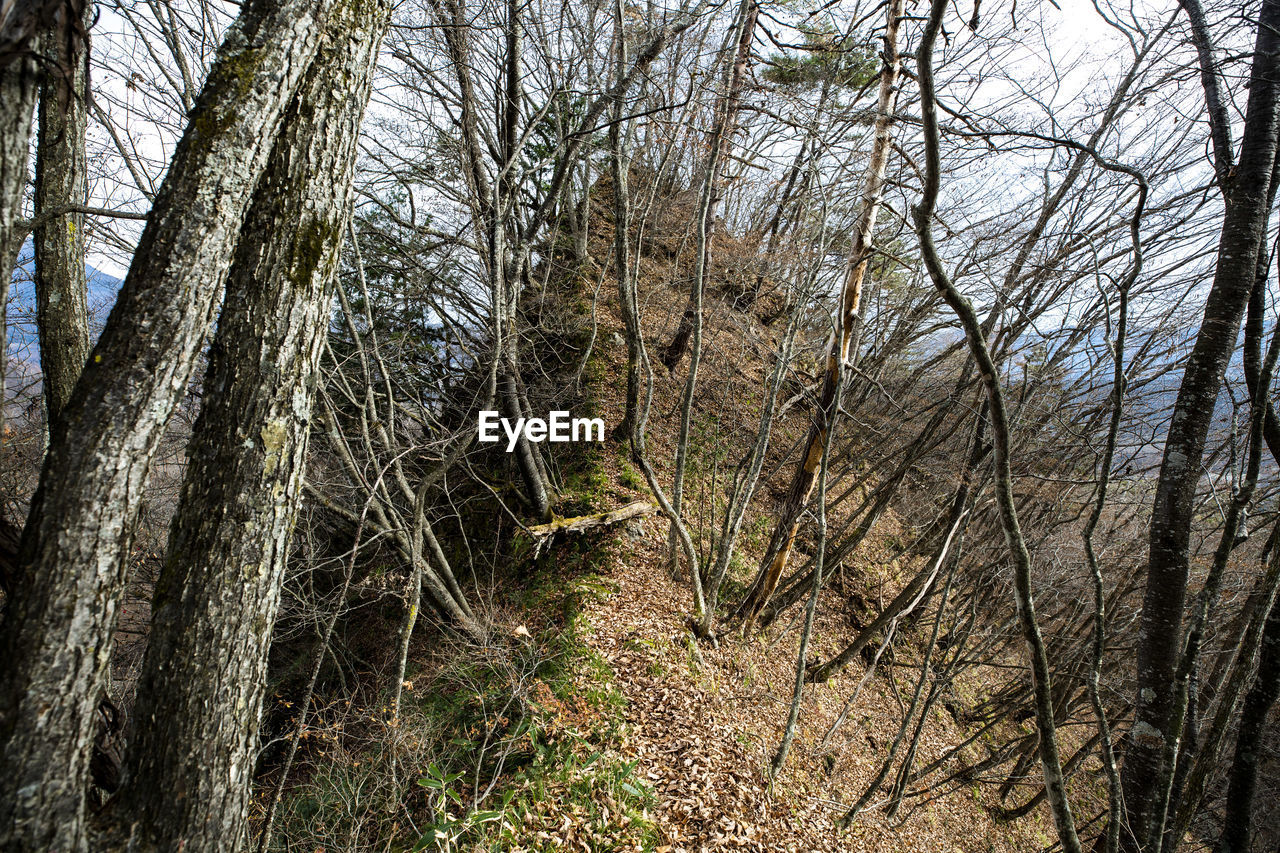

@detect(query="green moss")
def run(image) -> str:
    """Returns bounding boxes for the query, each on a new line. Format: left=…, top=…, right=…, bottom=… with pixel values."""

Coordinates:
left=388, top=565, right=653, bottom=852
left=190, top=44, right=267, bottom=143
left=618, top=462, right=643, bottom=491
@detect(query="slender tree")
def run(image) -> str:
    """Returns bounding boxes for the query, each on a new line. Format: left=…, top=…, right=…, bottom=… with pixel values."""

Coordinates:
left=912, top=0, right=1081, bottom=847
left=1121, top=1, right=1280, bottom=848
left=737, top=0, right=905, bottom=631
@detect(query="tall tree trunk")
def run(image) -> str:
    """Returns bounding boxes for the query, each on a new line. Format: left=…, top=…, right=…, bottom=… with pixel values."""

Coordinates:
left=1081, top=160, right=1145, bottom=853
left=33, top=1, right=92, bottom=431
left=912, top=0, right=1081, bottom=847
left=610, top=1, right=641, bottom=442
left=104, top=4, right=388, bottom=850
left=0, top=38, right=43, bottom=442
left=0, top=1, right=335, bottom=848
left=1121, top=1, right=1280, bottom=848
left=660, top=0, right=757, bottom=372
left=737, top=0, right=904, bottom=632
left=666, top=0, right=758, bottom=621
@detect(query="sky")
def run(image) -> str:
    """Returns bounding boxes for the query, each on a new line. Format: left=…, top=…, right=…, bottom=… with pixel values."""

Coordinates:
left=72, top=0, right=1155, bottom=273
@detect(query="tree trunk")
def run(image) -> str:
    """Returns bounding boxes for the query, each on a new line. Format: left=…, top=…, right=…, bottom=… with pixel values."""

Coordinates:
left=665, top=0, right=758, bottom=601
left=1215, top=598, right=1280, bottom=853
left=737, top=0, right=904, bottom=631
left=610, top=14, right=640, bottom=442
left=0, top=38, right=42, bottom=442
left=659, top=0, right=757, bottom=373
left=105, top=5, right=388, bottom=850
left=912, top=0, right=1081, bottom=846
left=33, top=2, right=92, bottom=431
left=0, top=1, right=335, bottom=848
left=1121, top=1, right=1280, bottom=848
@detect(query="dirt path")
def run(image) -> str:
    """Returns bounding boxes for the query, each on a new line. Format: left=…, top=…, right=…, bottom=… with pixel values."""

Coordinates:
left=577, top=524, right=1056, bottom=853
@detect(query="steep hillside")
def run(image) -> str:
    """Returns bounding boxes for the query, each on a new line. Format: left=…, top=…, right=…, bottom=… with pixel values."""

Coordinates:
left=253, top=202, right=1100, bottom=852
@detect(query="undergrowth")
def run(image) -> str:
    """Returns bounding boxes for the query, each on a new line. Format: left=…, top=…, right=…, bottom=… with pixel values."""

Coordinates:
left=266, top=547, right=657, bottom=853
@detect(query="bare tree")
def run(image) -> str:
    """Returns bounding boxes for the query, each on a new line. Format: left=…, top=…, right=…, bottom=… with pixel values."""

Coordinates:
left=737, top=0, right=905, bottom=632
left=912, top=0, right=1081, bottom=847
left=1120, top=1, right=1280, bottom=848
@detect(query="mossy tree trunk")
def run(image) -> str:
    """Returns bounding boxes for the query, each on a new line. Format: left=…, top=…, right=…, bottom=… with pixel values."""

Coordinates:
left=103, top=4, right=390, bottom=849
left=33, top=1, right=93, bottom=432
left=0, top=0, right=336, bottom=847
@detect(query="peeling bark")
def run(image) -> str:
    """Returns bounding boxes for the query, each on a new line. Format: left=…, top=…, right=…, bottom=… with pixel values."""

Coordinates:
left=737, top=0, right=904, bottom=631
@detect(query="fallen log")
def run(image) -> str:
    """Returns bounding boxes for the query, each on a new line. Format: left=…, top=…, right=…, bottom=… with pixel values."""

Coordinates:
left=526, top=501, right=655, bottom=554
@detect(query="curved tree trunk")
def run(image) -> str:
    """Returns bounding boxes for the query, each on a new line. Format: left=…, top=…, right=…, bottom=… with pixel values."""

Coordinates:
left=912, top=0, right=1081, bottom=846
left=1121, top=1, right=1280, bottom=848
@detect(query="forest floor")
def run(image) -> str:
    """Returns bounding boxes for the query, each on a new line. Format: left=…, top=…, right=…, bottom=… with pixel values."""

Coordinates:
left=564, top=522, right=1062, bottom=853
left=262, top=217, right=1100, bottom=852
left=503, top=247, right=1069, bottom=852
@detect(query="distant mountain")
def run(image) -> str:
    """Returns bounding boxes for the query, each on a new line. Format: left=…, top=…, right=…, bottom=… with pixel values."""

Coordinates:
left=6, top=239, right=122, bottom=393
left=7, top=238, right=121, bottom=353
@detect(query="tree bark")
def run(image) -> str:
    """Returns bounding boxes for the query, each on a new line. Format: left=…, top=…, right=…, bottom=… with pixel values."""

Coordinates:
left=1121, top=1, right=1280, bottom=848
left=33, top=1, right=92, bottom=431
left=0, top=1, right=335, bottom=848
left=1215, top=598, right=1280, bottom=853
left=0, top=37, right=42, bottom=442
left=105, top=5, right=388, bottom=850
